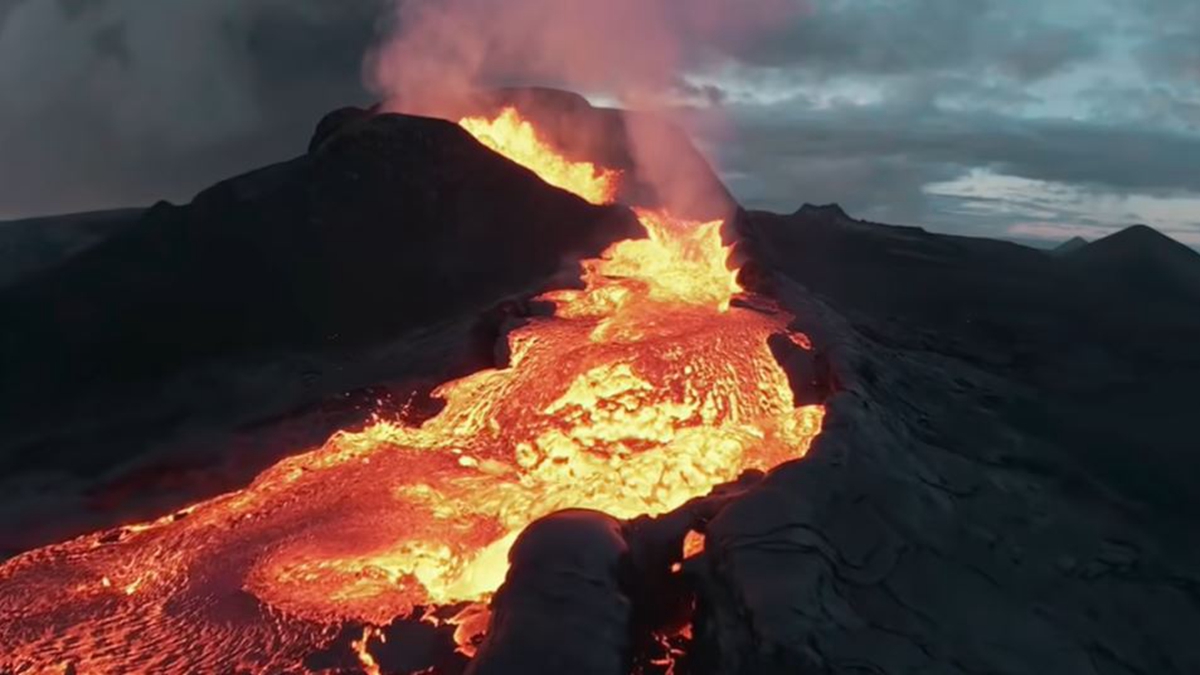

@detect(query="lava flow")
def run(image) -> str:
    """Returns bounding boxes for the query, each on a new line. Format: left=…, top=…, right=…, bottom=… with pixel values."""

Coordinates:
left=0, top=107, right=823, bottom=673
left=459, top=107, right=621, bottom=205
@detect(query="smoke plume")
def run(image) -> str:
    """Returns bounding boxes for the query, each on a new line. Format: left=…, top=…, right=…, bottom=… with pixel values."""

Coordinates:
left=368, top=0, right=805, bottom=216
left=0, top=0, right=379, bottom=219
left=371, top=0, right=799, bottom=108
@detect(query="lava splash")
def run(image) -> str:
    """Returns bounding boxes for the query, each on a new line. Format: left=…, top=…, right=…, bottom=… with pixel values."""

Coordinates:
left=0, top=108, right=823, bottom=673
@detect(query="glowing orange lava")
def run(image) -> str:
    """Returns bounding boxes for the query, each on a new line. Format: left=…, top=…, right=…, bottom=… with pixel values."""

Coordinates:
left=352, top=626, right=385, bottom=675
left=459, top=107, right=621, bottom=205
left=0, top=111, right=823, bottom=673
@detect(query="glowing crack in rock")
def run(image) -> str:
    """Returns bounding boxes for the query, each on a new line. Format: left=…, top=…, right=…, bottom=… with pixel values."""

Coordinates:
left=0, top=108, right=824, bottom=673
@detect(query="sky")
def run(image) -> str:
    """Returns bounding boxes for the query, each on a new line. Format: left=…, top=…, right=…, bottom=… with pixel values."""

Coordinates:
left=0, top=0, right=1197, bottom=246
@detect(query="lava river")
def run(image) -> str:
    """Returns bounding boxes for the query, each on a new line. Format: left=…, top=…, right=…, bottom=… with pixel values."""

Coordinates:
left=0, top=108, right=824, bottom=673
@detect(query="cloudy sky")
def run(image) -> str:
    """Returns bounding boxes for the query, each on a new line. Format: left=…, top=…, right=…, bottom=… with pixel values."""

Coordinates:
left=1, top=0, right=1197, bottom=246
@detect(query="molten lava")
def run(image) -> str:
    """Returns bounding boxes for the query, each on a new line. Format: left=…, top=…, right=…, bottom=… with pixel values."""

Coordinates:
left=0, top=109, right=823, bottom=673
left=459, top=107, right=621, bottom=205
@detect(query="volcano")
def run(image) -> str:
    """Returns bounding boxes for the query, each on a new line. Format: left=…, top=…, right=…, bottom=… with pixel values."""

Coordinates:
left=0, top=95, right=826, bottom=673
left=1, top=92, right=1199, bottom=675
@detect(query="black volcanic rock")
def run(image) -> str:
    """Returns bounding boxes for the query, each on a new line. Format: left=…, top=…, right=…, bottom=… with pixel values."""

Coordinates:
left=0, top=208, right=143, bottom=288
left=0, top=111, right=640, bottom=442
left=744, top=206, right=1200, bottom=517
left=642, top=219, right=1200, bottom=672
left=307, top=105, right=375, bottom=153
left=744, top=205, right=1052, bottom=331
left=467, top=511, right=633, bottom=675
left=693, top=282, right=1200, bottom=673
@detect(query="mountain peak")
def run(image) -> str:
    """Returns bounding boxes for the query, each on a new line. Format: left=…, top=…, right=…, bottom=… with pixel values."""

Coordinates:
left=794, top=203, right=851, bottom=220
left=1078, top=224, right=1198, bottom=258
left=1116, top=223, right=1173, bottom=243
left=1051, top=236, right=1089, bottom=256
left=1065, top=224, right=1200, bottom=297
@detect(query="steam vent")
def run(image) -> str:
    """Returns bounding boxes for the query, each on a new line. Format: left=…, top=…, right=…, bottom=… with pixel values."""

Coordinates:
left=1, top=90, right=1199, bottom=675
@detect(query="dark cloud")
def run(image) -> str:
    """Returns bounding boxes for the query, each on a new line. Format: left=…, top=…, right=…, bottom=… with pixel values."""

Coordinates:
left=1136, top=31, right=1200, bottom=89
left=1126, top=0, right=1200, bottom=132
left=731, top=101, right=1200, bottom=190
left=719, top=97, right=1200, bottom=232
left=706, top=0, right=1200, bottom=240
left=0, top=0, right=1196, bottom=245
left=0, top=0, right=382, bottom=218
left=735, top=0, right=1099, bottom=82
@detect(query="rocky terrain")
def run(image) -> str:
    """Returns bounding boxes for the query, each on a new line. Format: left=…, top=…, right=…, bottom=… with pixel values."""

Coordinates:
left=700, top=254, right=1200, bottom=674
left=1, top=94, right=1198, bottom=673
left=746, top=206, right=1200, bottom=521
left=0, top=208, right=143, bottom=288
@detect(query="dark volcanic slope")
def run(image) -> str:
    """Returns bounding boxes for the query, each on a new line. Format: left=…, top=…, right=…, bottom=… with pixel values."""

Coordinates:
left=0, top=111, right=638, bottom=419
left=745, top=204, right=1200, bottom=518
left=699, top=279, right=1200, bottom=675
left=0, top=208, right=143, bottom=288
left=670, top=206, right=1200, bottom=674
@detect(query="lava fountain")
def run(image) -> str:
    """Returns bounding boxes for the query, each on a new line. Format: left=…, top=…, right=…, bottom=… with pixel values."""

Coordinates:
left=0, top=108, right=823, bottom=673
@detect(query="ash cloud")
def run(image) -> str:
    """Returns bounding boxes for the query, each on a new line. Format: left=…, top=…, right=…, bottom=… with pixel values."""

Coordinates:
left=368, top=0, right=806, bottom=217
left=736, top=0, right=1100, bottom=82
left=368, top=0, right=803, bottom=109
left=0, top=0, right=381, bottom=219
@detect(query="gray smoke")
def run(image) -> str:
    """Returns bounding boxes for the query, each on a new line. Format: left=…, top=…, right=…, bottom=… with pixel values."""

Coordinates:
left=0, top=0, right=382, bottom=219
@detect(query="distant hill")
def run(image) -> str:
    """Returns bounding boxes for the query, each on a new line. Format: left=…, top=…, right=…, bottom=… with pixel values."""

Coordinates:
left=1050, top=236, right=1089, bottom=256
left=1063, top=224, right=1200, bottom=300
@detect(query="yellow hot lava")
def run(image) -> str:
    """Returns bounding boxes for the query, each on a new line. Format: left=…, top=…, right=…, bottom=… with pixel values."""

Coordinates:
left=0, top=110, right=823, bottom=674
left=459, top=107, right=621, bottom=205
left=242, top=205, right=823, bottom=624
